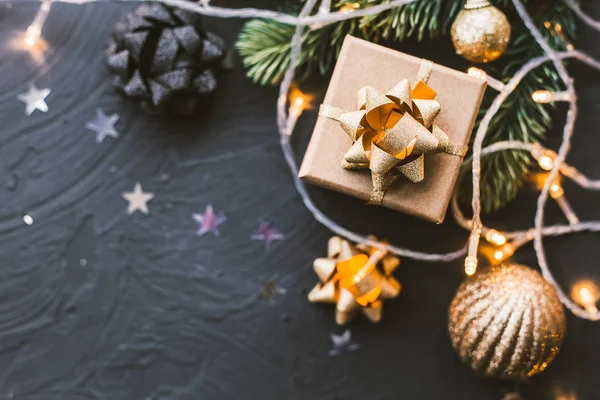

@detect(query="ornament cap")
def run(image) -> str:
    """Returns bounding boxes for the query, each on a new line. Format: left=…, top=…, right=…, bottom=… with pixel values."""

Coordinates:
left=464, top=0, right=491, bottom=10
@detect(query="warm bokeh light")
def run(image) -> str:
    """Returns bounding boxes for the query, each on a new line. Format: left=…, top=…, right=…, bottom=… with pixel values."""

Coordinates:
left=24, top=26, right=41, bottom=47
left=532, top=90, right=552, bottom=103
left=293, top=95, right=304, bottom=109
left=288, top=87, right=313, bottom=117
left=13, top=1, right=52, bottom=63
left=531, top=172, right=561, bottom=192
left=289, top=95, right=305, bottom=117
left=494, top=250, right=504, bottom=261
left=554, top=390, right=577, bottom=400
left=10, top=31, right=49, bottom=65
left=571, top=281, right=599, bottom=313
left=493, top=243, right=515, bottom=263
left=554, top=23, right=563, bottom=34
left=553, top=23, right=575, bottom=51
left=550, top=182, right=564, bottom=198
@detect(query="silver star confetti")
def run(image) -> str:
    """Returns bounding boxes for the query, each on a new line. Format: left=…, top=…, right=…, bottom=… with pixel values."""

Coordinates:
left=251, top=220, right=284, bottom=249
left=86, top=108, right=120, bottom=143
left=17, top=82, right=50, bottom=116
left=328, top=330, right=360, bottom=356
left=193, top=204, right=226, bottom=237
left=122, top=182, right=154, bottom=215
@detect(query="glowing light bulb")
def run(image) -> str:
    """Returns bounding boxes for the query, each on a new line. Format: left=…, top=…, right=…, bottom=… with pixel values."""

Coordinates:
left=24, top=26, right=41, bottom=46
left=290, top=95, right=305, bottom=116
left=538, top=154, right=554, bottom=171
left=468, top=67, right=487, bottom=81
left=493, top=243, right=514, bottom=263
left=464, top=256, right=477, bottom=276
left=23, top=214, right=33, bottom=225
left=23, top=1, right=52, bottom=47
left=572, top=281, right=599, bottom=313
left=485, top=229, right=506, bottom=246
left=339, top=2, right=360, bottom=13
left=550, top=182, right=564, bottom=198
left=285, top=87, right=313, bottom=135
left=532, top=90, right=572, bottom=103
left=532, top=90, right=552, bottom=103
left=467, top=67, right=505, bottom=92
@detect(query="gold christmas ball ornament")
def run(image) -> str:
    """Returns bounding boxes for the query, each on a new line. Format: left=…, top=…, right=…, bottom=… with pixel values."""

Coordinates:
left=451, top=0, right=511, bottom=63
left=448, top=263, right=566, bottom=380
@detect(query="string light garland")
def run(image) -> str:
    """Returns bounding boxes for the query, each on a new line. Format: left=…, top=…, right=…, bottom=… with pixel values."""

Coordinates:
left=10, top=0, right=600, bottom=322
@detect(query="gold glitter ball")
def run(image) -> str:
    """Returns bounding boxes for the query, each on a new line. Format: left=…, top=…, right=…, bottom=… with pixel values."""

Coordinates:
left=448, top=263, right=566, bottom=380
left=451, top=1, right=511, bottom=63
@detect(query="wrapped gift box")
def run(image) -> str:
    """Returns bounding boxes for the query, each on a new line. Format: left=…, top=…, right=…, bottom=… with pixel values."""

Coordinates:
left=299, top=35, right=486, bottom=223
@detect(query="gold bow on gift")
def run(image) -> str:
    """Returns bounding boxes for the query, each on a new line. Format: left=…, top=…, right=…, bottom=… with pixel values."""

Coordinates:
left=319, top=60, right=467, bottom=204
left=308, top=236, right=401, bottom=325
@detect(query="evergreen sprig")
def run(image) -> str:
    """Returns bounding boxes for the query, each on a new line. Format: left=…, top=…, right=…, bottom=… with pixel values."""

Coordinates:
left=236, top=0, right=576, bottom=212
left=461, top=0, right=575, bottom=210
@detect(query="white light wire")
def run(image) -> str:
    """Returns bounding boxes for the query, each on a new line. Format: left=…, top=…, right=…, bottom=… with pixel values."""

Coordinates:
left=564, top=0, right=600, bottom=32
left=512, top=0, right=599, bottom=320
left=10, top=0, right=418, bottom=26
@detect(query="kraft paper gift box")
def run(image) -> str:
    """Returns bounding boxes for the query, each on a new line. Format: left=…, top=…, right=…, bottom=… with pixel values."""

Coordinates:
left=299, top=36, right=487, bottom=224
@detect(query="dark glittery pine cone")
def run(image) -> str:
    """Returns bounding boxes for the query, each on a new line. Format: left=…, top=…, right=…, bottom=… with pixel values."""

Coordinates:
left=106, top=3, right=225, bottom=116
left=448, top=263, right=566, bottom=380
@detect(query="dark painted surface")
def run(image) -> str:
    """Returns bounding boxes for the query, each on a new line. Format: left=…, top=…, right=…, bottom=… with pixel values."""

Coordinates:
left=0, top=2, right=599, bottom=399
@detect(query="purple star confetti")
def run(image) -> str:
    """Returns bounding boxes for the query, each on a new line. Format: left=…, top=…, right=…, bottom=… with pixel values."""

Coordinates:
left=328, top=330, right=360, bottom=357
left=86, top=108, right=119, bottom=143
left=251, top=220, right=284, bottom=249
left=192, top=204, right=226, bottom=237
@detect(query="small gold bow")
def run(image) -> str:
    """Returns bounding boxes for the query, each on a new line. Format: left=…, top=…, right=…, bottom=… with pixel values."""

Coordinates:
left=319, top=60, right=467, bottom=204
left=308, top=236, right=401, bottom=325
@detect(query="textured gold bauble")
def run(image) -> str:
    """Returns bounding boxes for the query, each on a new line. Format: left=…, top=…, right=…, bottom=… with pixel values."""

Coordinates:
left=448, top=263, right=566, bottom=380
left=451, top=0, right=511, bottom=63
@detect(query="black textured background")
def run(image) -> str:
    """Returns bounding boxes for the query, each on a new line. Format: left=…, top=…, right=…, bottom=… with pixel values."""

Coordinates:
left=1, top=1, right=599, bottom=399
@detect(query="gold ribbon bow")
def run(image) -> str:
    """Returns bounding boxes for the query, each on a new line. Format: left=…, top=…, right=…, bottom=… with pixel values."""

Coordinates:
left=319, top=60, right=467, bottom=204
left=308, top=236, right=401, bottom=325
